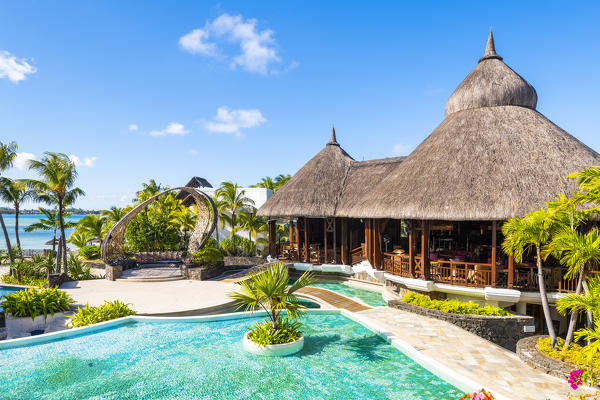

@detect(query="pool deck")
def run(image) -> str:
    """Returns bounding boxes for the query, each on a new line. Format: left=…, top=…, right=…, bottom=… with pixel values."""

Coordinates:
left=358, top=307, right=591, bottom=400
left=60, top=279, right=237, bottom=315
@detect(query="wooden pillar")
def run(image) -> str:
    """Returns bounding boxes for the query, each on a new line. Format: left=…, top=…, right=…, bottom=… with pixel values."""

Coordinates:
left=408, top=221, right=415, bottom=278
left=289, top=220, right=294, bottom=245
left=508, top=255, right=514, bottom=289
left=304, top=218, right=309, bottom=263
left=323, top=219, right=328, bottom=264
left=421, top=220, right=430, bottom=280
left=365, top=219, right=372, bottom=265
left=491, top=220, right=497, bottom=288
left=333, top=217, right=337, bottom=264
left=373, top=219, right=383, bottom=269
left=268, top=219, right=277, bottom=258
left=341, top=218, right=348, bottom=265
left=295, top=218, right=301, bottom=262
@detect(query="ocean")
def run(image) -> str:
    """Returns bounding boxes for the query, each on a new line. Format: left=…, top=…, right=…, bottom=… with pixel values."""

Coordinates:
left=0, top=214, right=85, bottom=250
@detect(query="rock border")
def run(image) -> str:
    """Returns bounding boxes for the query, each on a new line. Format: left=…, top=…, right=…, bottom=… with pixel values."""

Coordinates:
left=388, top=299, right=535, bottom=351
left=517, top=335, right=600, bottom=388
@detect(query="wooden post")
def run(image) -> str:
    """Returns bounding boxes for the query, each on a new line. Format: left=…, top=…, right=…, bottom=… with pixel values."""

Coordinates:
left=304, top=218, right=309, bottom=263
left=333, top=217, right=337, bottom=264
left=491, top=220, right=497, bottom=288
left=508, top=255, right=514, bottom=289
left=268, top=219, right=277, bottom=258
left=408, top=221, right=415, bottom=278
left=365, top=219, right=372, bottom=265
left=341, top=218, right=348, bottom=265
left=323, top=219, right=328, bottom=264
left=289, top=220, right=294, bottom=245
left=295, top=218, right=301, bottom=262
left=421, top=220, right=430, bottom=280
left=373, top=219, right=383, bottom=269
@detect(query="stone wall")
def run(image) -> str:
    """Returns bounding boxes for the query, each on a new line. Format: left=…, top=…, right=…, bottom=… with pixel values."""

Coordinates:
left=516, top=335, right=576, bottom=381
left=389, top=299, right=536, bottom=351
left=183, top=265, right=223, bottom=280
left=105, top=265, right=123, bottom=281
left=224, top=256, right=265, bottom=267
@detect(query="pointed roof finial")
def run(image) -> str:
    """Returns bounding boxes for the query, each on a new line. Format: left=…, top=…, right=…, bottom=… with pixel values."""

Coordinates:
left=328, top=125, right=339, bottom=146
left=479, top=30, right=503, bottom=63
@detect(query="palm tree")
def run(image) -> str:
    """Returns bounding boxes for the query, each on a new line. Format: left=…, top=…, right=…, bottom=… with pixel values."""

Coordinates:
left=503, top=209, right=558, bottom=346
left=0, top=178, right=36, bottom=254
left=0, top=141, right=17, bottom=262
left=170, top=208, right=196, bottom=247
left=547, top=227, right=600, bottom=346
left=101, top=206, right=125, bottom=227
left=134, top=179, right=163, bottom=202
left=216, top=182, right=255, bottom=238
left=77, top=214, right=106, bottom=247
left=26, top=153, right=85, bottom=273
left=230, top=262, right=315, bottom=330
left=238, top=208, right=266, bottom=254
left=25, top=207, right=70, bottom=255
left=68, top=231, right=94, bottom=249
left=273, top=174, right=291, bottom=191
left=253, top=176, right=275, bottom=190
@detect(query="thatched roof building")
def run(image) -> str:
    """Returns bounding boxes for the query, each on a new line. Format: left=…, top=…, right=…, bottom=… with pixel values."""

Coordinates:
left=257, top=128, right=404, bottom=218
left=346, top=32, right=600, bottom=220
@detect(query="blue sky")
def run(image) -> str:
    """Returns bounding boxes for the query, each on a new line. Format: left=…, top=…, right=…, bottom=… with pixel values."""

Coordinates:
left=1, top=1, right=599, bottom=210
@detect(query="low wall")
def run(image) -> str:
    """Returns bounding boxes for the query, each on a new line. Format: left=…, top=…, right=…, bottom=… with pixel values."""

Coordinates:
left=224, top=256, right=265, bottom=267
left=183, top=265, right=223, bottom=281
left=388, top=299, right=535, bottom=351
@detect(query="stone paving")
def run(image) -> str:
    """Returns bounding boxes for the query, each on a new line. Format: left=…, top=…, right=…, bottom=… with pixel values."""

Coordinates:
left=120, top=267, right=183, bottom=279
left=358, top=307, right=592, bottom=400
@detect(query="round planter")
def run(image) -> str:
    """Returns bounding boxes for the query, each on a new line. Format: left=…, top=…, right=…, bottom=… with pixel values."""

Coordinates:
left=243, top=331, right=304, bottom=356
left=6, top=312, right=66, bottom=340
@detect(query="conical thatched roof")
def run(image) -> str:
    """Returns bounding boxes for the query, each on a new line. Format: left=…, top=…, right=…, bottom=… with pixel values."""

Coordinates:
left=349, top=33, right=600, bottom=221
left=257, top=128, right=355, bottom=218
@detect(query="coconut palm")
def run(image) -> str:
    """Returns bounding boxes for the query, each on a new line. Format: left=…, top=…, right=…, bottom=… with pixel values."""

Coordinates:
left=134, top=179, right=163, bottom=202
left=25, top=207, right=73, bottom=255
left=68, top=231, right=94, bottom=249
left=76, top=214, right=106, bottom=247
left=0, top=178, right=36, bottom=254
left=230, top=262, right=315, bottom=330
left=25, top=153, right=85, bottom=273
left=503, top=209, right=558, bottom=346
left=170, top=208, right=196, bottom=246
left=557, top=276, right=600, bottom=321
left=237, top=208, right=266, bottom=254
left=253, top=176, right=275, bottom=190
left=0, top=141, right=17, bottom=262
left=101, top=206, right=125, bottom=227
left=216, top=182, right=255, bottom=238
left=273, top=174, right=291, bottom=191
left=547, top=228, right=600, bottom=346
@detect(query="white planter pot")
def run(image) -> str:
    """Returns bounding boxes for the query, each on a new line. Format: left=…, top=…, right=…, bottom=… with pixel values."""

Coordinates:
left=6, top=312, right=66, bottom=339
left=243, top=331, right=304, bottom=356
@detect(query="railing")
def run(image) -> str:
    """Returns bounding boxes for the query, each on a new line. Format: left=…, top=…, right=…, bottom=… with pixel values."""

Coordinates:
left=351, top=244, right=366, bottom=265
left=383, top=253, right=411, bottom=278
left=430, top=260, right=493, bottom=288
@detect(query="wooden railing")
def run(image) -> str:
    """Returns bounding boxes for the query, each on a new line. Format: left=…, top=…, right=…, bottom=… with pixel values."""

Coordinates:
left=351, top=244, right=366, bottom=265
left=430, top=260, right=493, bottom=288
left=383, top=253, right=411, bottom=278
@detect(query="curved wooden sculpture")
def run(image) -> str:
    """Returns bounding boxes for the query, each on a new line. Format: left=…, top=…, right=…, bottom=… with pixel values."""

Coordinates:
left=101, top=187, right=217, bottom=265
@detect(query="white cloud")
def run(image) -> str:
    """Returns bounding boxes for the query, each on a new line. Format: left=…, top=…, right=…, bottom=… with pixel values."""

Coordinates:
left=179, top=13, right=282, bottom=74
left=69, top=155, right=98, bottom=167
left=392, top=143, right=413, bottom=156
left=149, top=122, right=190, bottom=137
left=0, top=50, right=36, bottom=83
left=204, top=107, right=266, bottom=137
left=13, top=152, right=36, bottom=170
left=128, top=124, right=139, bottom=131
left=189, top=149, right=199, bottom=156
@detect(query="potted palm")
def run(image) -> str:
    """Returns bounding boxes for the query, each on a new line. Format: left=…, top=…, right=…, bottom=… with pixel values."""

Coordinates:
left=230, top=262, right=314, bottom=356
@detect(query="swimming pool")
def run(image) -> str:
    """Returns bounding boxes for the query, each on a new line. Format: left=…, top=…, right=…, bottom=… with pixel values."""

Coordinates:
left=0, top=285, right=21, bottom=298
left=0, top=312, right=462, bottom=399
left=308, top=281, right=388, bottom=307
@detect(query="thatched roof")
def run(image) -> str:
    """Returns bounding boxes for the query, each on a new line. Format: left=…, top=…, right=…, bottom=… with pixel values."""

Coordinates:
left=176, top=176, right=213, bottom=206
left=349, top=32, right=600, bottom=221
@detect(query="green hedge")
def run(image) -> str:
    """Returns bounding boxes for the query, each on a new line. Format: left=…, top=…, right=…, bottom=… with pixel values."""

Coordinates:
left=402, top=292, right=511, bottom=316
left=190, top=247, right=224, bottom=266
left=68, top=300, right=135, bottom=328
left=1, top=288, right=74, bottom=320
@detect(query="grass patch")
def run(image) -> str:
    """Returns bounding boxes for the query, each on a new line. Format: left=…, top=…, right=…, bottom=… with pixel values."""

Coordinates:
left=402, top=292, right=512, bottom=316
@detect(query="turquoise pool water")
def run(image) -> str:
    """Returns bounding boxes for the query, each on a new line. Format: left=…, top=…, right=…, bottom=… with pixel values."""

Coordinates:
left=0, top=285, right=21, bottom=298
left=309, top=281, right=388, bottom=307
left=0, top=313, right=462, bottom=399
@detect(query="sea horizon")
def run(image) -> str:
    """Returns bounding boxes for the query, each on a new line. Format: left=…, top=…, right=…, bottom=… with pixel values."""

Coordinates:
left=0, top=214, right=85, bottom=250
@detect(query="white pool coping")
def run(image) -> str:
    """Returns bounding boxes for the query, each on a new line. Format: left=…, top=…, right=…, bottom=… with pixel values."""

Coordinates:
left=0, top=309, right=502, bottom=399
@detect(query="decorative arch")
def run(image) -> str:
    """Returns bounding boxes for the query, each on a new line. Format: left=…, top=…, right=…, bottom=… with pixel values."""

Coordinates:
left=101, top=187, right=217, bottom=265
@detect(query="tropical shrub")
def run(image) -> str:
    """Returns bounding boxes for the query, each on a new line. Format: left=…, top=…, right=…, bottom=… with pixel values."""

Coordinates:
left=538, top=337, right=599, bottom=386
left=229, top=262, right=314, bottom=346
left=68, top=300, right=135, bottom=328
left=67, top=254, right=99, bottom=280
left=458, top=389, right=494, bottom=400
left=220, top=235, right=254, bottom=256
left=246, top=319, right=302, bottom=346
left=1, top=288, right=74, bottom=319
left=402, top=292, right=511, bottom=316
left=0, top=274, right=47, bottom=288
left=78, top=244, right=100, bottom=259
left=0, top=256, right=51, bottom=287
left=190, top=247, right=224, bottom=266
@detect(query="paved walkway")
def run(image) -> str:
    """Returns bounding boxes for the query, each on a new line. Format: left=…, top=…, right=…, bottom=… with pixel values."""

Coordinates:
left=297, top=287, right=371, bottom=312
left=120, top=267, right=183, bottom=280
left=60, top=279, right=236, bottom=315
left=358, top=307, right=590, bottom=400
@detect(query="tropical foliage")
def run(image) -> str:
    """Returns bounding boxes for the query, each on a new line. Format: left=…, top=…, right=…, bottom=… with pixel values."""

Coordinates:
left=190, top=247, right=224, bottom=266
left=230, top=262, right=314, bottom=345
left=1, top=288, right=74, bottom=320
left=68, top=300, right=135, bottom=328
left=402, top=292, right=511, bottom=316
left=67, top=253, right=100, bottom=280
left=78, top=244, right=100, bottom=259
left=0, top=141, right=18, bottom=262
left=0, top=177, right=35, bottom=254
